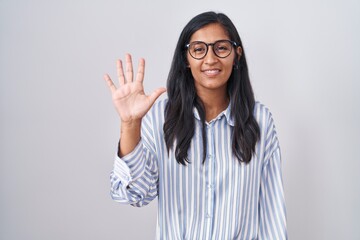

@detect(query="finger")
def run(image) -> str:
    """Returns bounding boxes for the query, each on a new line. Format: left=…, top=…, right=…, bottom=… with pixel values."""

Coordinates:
left=103, top=74, right=117, bottom=94
left=148, top=87, right=167, bottom=104
left=135, top=58, right=145, bottom=83
left=125, top=53, right=133, bottom=83
left=116, top=59, right=125, bottom=86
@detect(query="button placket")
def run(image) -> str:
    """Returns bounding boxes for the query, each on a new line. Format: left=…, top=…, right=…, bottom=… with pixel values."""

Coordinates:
left=205, top=122, right=215, bottom=227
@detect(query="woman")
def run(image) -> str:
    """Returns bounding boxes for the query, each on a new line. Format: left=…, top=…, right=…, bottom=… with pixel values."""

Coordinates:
left=104, top=11, right=287, bottom=239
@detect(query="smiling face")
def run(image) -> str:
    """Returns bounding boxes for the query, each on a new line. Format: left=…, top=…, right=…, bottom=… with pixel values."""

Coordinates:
left=187, top=23, right=241, bottom=97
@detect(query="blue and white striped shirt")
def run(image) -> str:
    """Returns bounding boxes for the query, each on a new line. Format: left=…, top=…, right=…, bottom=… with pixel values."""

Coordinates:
left=110, top=99, right=287, bottom=239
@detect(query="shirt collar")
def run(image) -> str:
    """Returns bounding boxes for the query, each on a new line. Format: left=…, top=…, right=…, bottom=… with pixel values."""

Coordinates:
left=193, top=102, right=234, bottom=126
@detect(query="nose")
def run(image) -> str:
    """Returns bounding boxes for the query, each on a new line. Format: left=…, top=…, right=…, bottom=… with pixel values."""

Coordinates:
left=204, top=46, right=218, bottom=64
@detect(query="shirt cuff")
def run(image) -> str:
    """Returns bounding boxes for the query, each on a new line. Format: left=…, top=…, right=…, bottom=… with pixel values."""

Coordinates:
left=113, top=140, right=146, bottom=186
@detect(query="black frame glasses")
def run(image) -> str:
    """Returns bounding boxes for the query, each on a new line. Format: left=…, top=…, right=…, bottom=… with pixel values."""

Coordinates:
left=186, top=39, right=238, bottom=60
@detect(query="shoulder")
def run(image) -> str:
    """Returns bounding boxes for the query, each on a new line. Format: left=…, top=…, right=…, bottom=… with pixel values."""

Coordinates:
left=253, top=101, right=272, bottom=121
left=153, top=97, right=168, bottom=108
left=150, top=97, right=168, bottom=114
left=144, top=98, right=168, bottom=123
left=253, top=101, right=277, bottom=131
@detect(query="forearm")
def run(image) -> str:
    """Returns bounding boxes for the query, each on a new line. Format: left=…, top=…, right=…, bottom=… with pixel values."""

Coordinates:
left=118, top=119, right=142, bottom=157
left=111, top=141, right=159, bottom=207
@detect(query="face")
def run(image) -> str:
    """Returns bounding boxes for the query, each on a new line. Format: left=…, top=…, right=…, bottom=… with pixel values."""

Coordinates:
left=187, top=23, right=241, bottom=96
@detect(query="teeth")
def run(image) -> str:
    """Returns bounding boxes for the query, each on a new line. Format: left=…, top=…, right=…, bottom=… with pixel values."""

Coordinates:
left=205, top=70, right=219, bottom=73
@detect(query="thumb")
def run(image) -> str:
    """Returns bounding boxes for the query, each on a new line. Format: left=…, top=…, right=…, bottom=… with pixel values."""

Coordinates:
left=148, top=87, right=167, bottom=104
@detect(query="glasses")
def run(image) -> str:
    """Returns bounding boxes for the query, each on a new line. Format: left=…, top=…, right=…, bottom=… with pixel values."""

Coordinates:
left=186, top=39, right=237, bottom=60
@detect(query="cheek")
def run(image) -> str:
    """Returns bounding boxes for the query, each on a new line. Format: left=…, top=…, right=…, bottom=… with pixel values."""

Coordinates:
left=227, top=58, right=237, bottom=69
left=188, top=61, right=201, bottom=74
left=186, top=54, right=190, bottom=66
left=189, top=68, right=199, bottom=81
left=187, top=57, right=197, bottom=68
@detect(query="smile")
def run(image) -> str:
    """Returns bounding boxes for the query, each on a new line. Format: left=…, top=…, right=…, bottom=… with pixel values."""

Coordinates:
left=202, top=69, right=221, bottom=76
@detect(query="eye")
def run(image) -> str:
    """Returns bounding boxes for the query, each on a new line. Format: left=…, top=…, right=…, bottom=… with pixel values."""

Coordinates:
left=192, top=44, right=206, bottom=53
left=215, top=43, right=230, bottom=52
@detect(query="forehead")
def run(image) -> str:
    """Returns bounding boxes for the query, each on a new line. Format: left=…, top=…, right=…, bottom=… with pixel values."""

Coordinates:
left=189, top=23, right=230, bottom=43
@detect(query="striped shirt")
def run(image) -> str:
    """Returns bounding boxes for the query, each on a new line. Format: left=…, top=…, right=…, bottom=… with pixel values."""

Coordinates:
left=110, top=99, right=287, bottom=239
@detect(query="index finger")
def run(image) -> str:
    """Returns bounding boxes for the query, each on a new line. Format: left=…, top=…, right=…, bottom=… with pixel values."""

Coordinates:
left=135, top=58, right=145, bottom=83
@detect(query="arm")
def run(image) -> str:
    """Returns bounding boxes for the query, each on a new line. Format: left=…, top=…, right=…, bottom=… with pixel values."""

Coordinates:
left=110, top=110, right=160, bottom=207
left=104, top=54, right=166, bottom=206
left=110, top=138, right=159, bottom=207
left=258, top=113, right=288, bottom=239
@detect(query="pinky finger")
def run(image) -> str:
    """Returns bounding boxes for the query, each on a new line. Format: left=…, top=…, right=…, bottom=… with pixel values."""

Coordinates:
left=103, top=74, right=117, bottom=94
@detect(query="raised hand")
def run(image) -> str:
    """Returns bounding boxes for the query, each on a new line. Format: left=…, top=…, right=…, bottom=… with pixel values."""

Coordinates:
left=104, top=54, right=166, bottom=124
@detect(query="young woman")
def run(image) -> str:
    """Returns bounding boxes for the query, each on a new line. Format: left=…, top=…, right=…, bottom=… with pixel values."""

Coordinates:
left=104, top=11, right=287, bottom=240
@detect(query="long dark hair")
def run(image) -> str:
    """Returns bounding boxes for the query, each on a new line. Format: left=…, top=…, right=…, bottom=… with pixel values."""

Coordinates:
left=164, top=11, right=260, bottom=165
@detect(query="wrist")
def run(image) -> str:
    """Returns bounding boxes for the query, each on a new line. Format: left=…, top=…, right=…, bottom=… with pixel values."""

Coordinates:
left=119, top=119, right=141, bottom=157
left=121, top=119, right=142, bottom=130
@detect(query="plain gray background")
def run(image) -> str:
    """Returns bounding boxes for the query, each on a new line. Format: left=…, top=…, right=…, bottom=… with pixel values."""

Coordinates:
left=1, top=0, right=359, bottom=239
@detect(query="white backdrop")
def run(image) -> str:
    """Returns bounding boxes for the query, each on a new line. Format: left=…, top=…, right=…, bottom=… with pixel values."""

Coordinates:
left=1, top=0, right=359, bottom=239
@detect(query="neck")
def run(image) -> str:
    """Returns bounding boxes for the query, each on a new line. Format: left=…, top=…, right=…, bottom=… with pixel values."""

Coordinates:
left=197, top=90, right=229, bottom=122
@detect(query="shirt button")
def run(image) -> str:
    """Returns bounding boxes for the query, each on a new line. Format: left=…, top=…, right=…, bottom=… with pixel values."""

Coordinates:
left=206, top=214, right=212, bottom=218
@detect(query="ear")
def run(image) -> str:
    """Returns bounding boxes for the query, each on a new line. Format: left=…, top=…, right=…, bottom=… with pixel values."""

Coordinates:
left=236, top=46, right=242, bottom=61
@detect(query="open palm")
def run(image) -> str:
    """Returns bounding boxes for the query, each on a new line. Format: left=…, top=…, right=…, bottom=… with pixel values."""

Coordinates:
left=104, top=54, right=166, bottom=123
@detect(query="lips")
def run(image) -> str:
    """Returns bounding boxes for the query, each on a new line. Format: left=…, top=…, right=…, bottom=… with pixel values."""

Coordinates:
left=202, top=69, right=221, bottom=77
